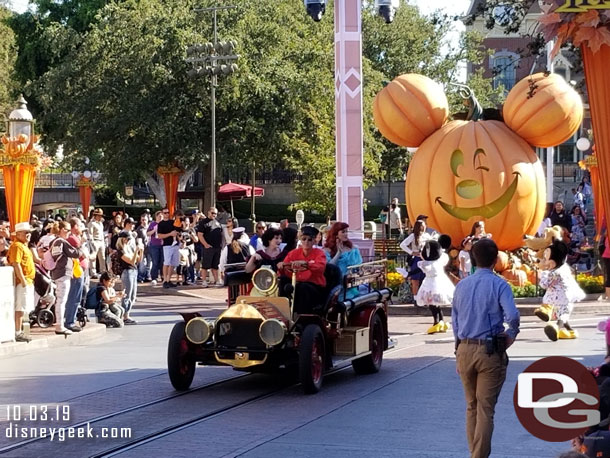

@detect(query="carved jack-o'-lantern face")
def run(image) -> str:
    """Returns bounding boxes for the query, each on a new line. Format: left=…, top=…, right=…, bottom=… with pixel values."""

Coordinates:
left=435, top=147, right=520, bottom=221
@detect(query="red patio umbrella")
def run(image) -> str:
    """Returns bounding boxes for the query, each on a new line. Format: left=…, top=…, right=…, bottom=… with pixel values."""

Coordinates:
left=217, top=182, right=264, bottom=217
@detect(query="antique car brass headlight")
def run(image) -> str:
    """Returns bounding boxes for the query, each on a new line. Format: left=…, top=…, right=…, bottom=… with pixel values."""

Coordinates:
left=252, top=267, right=277, bottom=296
left=259, top=319, right=287, bottom=346
left=185, top=317, right=214, bottom=344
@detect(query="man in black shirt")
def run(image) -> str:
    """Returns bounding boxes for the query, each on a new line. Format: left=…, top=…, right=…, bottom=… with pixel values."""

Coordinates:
left=197, top=207, right=223, bottom=287
left=157, top=208, right=179, bottom=288
left=549, top=200, right=572, bottom=234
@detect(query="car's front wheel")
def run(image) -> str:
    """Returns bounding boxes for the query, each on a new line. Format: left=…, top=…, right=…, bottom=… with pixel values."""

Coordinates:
left=168, top=322, right=195, bottom=391
left=299, top=324, right=325, bottom=394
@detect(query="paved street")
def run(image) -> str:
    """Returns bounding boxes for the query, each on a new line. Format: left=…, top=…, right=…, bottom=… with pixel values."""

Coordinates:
left=0, top=286, right=607, bottom=457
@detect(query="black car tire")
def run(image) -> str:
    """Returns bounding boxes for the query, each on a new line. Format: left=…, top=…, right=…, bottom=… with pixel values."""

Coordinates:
left=299, top=324, right=325, bottom=394
left=352, top=313, right=384, bottom=374
left=168, top=322, right=196, bottom=391
left=37, top=309, right=54, bottom=328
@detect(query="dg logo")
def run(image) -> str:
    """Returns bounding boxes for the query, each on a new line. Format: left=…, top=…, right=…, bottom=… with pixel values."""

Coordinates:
left=513, top=356, right=600, bottom=442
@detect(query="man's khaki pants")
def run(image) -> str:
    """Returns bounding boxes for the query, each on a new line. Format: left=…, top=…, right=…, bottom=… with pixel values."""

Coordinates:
left=456, top=342, right=508, bottom=458
left=92, top=241, right=106, bottom=275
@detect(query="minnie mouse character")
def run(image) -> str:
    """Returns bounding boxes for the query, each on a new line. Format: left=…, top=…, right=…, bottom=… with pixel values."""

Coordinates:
left=535, top=240, right=585, bottom=341
left=415, top=238, right=455, bottom=334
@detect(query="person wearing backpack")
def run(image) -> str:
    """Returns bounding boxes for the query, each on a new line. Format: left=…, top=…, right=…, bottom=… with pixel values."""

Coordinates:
left=48, top=221, right=80, bottom=335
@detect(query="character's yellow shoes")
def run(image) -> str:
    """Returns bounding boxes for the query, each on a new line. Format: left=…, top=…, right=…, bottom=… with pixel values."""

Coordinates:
left=558, top=329, right=578, bottom=339
left=441, top=321, right=451, bottom=332
left=544, top=323, right=559, bottom=341
left=535, top=304, right=553, bottom=322
left=427, top=322, right=443, bottom=334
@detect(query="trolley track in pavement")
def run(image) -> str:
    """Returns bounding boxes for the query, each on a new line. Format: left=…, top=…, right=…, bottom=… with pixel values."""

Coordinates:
left=89, top=343, right=427, bottom=458
left=0, top=342, right=420, bottom=458
left=0, top=372, right=250, bottom=455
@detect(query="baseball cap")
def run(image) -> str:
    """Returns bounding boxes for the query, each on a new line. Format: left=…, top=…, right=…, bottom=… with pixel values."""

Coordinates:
left=416, top=214, right=429, bottom=221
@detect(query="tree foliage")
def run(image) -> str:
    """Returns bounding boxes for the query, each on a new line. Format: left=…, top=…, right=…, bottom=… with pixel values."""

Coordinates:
left=0, top=4, right=17, bottom=120
left=8, top=0, right=501, bottom=218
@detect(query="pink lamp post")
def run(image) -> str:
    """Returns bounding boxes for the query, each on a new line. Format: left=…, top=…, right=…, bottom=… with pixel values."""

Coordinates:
left=305, top=0, right=398, bottom=248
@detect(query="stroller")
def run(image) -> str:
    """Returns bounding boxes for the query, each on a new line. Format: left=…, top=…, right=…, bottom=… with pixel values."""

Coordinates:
left=30, top=265, right=56, bottom=328
left=29, top=265, right=88, bottom=328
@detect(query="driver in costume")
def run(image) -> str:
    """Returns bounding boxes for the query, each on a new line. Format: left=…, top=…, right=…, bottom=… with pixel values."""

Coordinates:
left=277, top=226, right=327, bottom=314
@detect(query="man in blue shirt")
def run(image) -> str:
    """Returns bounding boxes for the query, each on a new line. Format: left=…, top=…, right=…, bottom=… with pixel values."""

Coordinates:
left=452, top=238, right=520, bottom=458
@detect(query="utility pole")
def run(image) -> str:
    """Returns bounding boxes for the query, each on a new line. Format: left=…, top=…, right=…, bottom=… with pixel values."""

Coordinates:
left=187, top=5, right=238, bottom=209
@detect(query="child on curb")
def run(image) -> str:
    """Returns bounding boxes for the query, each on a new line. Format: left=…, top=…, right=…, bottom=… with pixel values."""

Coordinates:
left=96, top=272, right=125, bottom=328
left=415, top=239, right=455, bottom=334
left=535, top=240, right=585, bottom=341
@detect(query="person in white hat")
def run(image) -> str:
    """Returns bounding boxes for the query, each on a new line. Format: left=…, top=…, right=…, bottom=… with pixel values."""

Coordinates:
left=218, top=227, right=255, bottom=279
left=7, top=222, right=35, bottom=342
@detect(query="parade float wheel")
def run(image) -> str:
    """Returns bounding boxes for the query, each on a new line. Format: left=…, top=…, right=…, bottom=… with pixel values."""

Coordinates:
left=299, top=325, right=325, bottom=394
left=168, top=322, right=195, bottom=391
left=37, top=309, right=55, bottom=328
left=352, top=314, right=384, bottom=374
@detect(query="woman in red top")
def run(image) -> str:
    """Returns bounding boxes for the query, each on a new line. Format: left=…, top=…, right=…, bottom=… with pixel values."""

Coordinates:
left=278, top=226, right=326, bottom=314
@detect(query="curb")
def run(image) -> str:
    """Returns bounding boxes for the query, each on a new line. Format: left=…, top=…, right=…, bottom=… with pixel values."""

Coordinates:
left=0, top=322, right=106, bottom=358
left=389, top=301, right=610, bottom=317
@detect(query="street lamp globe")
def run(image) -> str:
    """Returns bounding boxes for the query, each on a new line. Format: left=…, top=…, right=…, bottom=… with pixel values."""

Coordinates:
left=304, top=0, right=326, bottom=22
left=576, top=137, right=591, bottom=152
left=8, top=95, right=34, bottom=140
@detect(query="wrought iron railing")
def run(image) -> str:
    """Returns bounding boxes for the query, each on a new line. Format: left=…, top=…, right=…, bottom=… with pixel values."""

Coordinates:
left=0, top=171, right=104, bottom=188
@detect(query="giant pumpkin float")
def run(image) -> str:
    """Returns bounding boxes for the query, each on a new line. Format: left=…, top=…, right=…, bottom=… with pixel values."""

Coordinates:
left=373, top=73, right=583, bottom=250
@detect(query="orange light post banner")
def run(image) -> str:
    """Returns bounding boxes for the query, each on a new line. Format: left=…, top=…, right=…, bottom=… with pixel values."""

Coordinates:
left=157, top=165, right=183, bottom=216
left=76, top=177, right=94, bottom=218
left=582, top=45, right=610, bottom=233
left=538, top=3, right=610, bottom=234
left=0, top=136, right=50, bottom=231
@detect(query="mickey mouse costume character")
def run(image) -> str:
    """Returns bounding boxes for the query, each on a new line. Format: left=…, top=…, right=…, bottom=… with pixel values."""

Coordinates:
left=534, top=240, right=585, bottom=341
left=414, top=239, right=455, bottom=334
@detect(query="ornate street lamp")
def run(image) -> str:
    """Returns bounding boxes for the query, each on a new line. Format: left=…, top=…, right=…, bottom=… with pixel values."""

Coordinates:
left=0, top=95, right=51, bottom=229
left=71, top=166, right=99, bottom=217
left=304, top=0, right=400, bottom=242
left=187, top=6, right=239, bottom=209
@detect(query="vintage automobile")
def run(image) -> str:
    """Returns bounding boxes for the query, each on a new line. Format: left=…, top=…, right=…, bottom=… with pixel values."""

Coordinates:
left=167, top=259, right=392, bottom=394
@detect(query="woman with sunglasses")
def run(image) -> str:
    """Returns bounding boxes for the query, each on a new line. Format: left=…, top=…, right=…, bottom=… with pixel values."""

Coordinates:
left=324, top=222, right=362, bottom=299
left=250, top=222, right=267, bottom=252
left=277, top=226, right=327, bottom=314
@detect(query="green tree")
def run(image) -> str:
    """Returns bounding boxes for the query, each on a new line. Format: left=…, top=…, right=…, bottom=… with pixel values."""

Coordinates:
left=0, top=4, right=18, bottom=120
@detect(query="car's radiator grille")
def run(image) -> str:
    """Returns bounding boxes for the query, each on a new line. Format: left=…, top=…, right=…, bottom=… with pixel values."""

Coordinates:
left=215, top=318, right=266, bottom=350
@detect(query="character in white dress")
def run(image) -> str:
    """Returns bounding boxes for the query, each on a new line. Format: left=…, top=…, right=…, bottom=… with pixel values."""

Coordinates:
left=534, top=240, right=585, bottom=341
left=415, top=240, right=455, bottom=334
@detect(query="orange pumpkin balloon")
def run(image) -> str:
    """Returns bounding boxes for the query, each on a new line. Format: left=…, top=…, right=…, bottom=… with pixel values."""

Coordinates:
left=405, top=120, right=546, bottom=251
left=495, top=251, right=510, bottom=273
left=373, top=74, right=449, bottom=147
left=503, top=73, right=583, bottom=148
left=502, top=268, right=528, bottom=287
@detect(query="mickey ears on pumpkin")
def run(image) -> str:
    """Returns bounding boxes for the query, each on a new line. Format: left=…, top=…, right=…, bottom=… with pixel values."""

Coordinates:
left=373, top=73, right=449, bottom=148
left=503, top=72, right=583, bottom=148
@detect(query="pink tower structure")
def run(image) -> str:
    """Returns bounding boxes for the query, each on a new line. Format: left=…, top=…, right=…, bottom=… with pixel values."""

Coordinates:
left=334, top=0, right=364, bottom=238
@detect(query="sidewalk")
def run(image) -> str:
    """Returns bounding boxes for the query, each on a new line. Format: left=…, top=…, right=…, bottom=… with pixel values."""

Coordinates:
left=0, top=322, right=106, bottom=358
